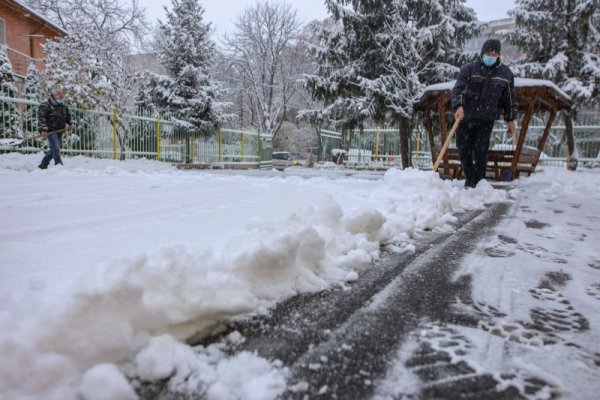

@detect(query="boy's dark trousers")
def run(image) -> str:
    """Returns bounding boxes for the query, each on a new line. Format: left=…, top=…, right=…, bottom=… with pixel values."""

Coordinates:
left=456, top=120, right=494, bottom=187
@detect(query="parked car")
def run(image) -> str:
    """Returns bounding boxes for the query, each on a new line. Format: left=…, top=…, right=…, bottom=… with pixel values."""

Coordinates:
left=272, top=151, right=301, bottom=170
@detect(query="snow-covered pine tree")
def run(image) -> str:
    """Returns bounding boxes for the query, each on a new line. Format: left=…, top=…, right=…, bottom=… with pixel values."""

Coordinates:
left=128, top=71, right=162, bottom=153
left=303, top=0, right=478, bottom=167
left=508, top=0, right=600, bottom=164
left=142, top=0, right=228, bottom=134
left=0, top=45, right=14, bottom=87
left=509, top=0, right=599, bottom=109
left=23, top=64, right=45, bottom=102
left=0, top=45, right=21, bottom=138
left=134, top=71, right=169, bottom=118
left=22, top=64, right=46, bottom=137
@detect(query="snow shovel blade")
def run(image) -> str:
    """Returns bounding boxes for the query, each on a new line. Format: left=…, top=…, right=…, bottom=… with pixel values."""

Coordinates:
left=0, top=135, right=43, bottom=147
left=0, top=128, right=69, bottom=147
left=0, top=138, right=29, bottom=146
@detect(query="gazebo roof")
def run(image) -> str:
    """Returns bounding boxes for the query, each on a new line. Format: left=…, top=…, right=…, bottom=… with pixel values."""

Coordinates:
left=415, top=78, right=572, bottom=113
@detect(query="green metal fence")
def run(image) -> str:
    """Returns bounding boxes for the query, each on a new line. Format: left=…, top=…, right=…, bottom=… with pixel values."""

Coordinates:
left=318, top=121, right=599, bottom=169
left=0, top=93, right=271, bottom=167
left=3, top=91, right=596, bottom=170
left=421, top=115, right=600, bottom=168
left=317, top=128, right=342, bottom=162
left=317, top=125, right=431, bottom=168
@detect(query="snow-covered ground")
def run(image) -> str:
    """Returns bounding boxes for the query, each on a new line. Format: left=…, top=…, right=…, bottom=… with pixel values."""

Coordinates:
left=1, top=153, right=598, bottom=399
left=374, top=166, right=600, bottom=399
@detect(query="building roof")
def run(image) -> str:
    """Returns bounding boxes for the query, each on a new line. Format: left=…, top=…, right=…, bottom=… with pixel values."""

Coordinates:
left=4, top=0, right=68, bottom=35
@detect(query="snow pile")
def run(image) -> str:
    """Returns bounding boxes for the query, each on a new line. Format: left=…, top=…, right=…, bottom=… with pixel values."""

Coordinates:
left=0, top=153, right=508, bottom=399
left=128, top=334, right=287, bottom=399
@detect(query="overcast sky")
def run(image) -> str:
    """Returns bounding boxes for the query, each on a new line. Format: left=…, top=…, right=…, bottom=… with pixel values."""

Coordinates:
left=144, top=0, right=516, bottom=38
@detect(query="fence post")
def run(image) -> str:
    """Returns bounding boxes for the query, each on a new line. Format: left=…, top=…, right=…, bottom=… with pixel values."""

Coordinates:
left=375, top=127, right=380, bottom=161
left=258, top=130, right=262, bottom=164
left=317, top=126, right=322, bottom=162
left=218, top=128, right=222, bottom=162
left=156, top=115, right=161, bottom=161
left=240, top=132, right=244, bottom=162
left=190, top=132, right=195, bottom=164
left=112, top=108, right=118, bottom=160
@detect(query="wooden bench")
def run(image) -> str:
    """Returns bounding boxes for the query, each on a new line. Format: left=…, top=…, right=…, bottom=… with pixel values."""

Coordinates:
left=434, top=146, right=541, bottom=181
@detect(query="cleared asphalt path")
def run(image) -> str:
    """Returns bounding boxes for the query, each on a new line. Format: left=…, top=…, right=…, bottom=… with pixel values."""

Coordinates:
left=142, top=202, right=526, bottom=399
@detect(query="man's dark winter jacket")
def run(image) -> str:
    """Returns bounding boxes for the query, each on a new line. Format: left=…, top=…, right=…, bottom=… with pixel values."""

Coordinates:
left=38, top=97, right=74, bottom=133
left=451, top=59, right=518, bottom=123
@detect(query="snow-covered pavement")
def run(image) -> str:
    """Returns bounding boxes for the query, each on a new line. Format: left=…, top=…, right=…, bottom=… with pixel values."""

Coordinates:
left=376, top=168, right=600, bottom=399
left=1, top=153, right=599, bottom=399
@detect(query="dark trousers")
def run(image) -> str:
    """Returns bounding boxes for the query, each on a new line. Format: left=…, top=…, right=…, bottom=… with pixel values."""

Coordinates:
left=456, top=120, right=494, bottom=186
left=40, top=133, right=63, bottom=168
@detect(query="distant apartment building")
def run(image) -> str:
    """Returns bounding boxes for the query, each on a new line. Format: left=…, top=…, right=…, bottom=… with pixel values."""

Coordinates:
left=125, top=53, right=166, bottom=76
left=0, top=0, right=66, bottom=86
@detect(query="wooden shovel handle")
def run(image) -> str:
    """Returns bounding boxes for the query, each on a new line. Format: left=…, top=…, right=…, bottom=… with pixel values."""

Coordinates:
left=432, top=118, right=460, bottom=172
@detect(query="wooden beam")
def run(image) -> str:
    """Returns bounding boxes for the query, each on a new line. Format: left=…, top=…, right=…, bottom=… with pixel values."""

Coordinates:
left=425, top=110, right=436, bottom=166
left=437, top=96, right=449, bottom=175
left=535, top=109, right=557, bottom=170
left=511, top=95, right=537, bottom=178
left=564, top=111, right=577, bottom=170
left=533, top=90, right=555, bottom=110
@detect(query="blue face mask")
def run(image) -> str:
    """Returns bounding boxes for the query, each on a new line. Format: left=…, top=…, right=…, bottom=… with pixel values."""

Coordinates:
left=55, top=99, right=64, bottom=105
left=482, top=55, right=498, bottom=67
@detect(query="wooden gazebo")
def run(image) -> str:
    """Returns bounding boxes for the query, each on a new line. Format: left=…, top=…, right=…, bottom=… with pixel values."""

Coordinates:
left=414, top=78, right=573, bottom=181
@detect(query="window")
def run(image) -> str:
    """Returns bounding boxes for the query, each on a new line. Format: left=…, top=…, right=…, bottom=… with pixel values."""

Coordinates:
left=273, top=152, right=292, bottom=160
left=0, top=18, right=5, bottom=45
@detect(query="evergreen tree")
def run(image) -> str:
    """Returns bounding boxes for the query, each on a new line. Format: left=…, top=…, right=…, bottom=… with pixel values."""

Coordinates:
left=303, top=0, right=478, bottom=167
left=0, top=45, right=21, bottom=138
left=129, top=71, right=160, bottom=154
left=23, top=64, right=45, bottom=101
left=22, top=64, right=46, bottom=137
left=508, top=0, right=600, bottom=162
left=509, top=0, right=599, bottom=110
left=141, top=0, right=228, bottom=134
left=0, top=45, right=14, bottom=86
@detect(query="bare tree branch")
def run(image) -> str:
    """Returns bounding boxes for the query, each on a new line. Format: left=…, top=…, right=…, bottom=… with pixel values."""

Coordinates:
left=222, top=1, right=302, bottom=138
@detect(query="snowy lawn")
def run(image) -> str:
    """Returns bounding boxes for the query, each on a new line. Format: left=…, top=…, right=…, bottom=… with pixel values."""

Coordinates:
left=0, top=152, right=597, bottom=399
